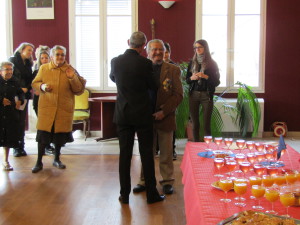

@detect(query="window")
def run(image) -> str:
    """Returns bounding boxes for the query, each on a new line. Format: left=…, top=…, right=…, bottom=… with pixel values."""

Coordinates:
left=196, top=0, right=266, bottom=92
left=0, top=0, right=13, bottom=62
left=69, top=0, right=137, bottom=91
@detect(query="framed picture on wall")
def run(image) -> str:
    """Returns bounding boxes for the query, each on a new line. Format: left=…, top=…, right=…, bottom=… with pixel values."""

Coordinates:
left=26, top=0, right=54, bottom=20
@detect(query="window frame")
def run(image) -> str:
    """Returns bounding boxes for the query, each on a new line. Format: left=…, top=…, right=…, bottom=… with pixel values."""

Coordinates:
left=0, top=0, right=13, bottom=61
left=195, top=0, right=266, bottom=93
left=68, top=0, right=138, bottom=93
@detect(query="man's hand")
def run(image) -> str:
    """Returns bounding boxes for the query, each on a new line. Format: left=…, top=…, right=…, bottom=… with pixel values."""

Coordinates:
left=22, top=88, right=28, bottom=93
left=153, top=110, right=165, bottom=120
left=15, top=100, right=21, bottom=109
left=3, top=98, right=11, bottom=106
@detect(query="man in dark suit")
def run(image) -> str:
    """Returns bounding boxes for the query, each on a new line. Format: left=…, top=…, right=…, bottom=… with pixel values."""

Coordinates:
left=110, top=31, right=165, bottom=204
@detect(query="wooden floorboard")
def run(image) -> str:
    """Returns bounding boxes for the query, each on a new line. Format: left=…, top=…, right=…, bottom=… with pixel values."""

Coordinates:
left=0, top=154, right=186, bottom=225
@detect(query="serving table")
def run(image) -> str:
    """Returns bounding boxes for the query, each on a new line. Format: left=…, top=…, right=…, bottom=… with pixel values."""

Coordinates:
left=180, top=142, right=300, bottom=225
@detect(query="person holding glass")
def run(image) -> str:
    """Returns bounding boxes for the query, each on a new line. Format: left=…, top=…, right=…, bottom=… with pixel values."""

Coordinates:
left=186, top=39, right=220, bottom=142
left=31, top=45, right=86, bottom=173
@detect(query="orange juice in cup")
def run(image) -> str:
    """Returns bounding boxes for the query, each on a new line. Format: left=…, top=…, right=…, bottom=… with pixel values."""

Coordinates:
left=219, top=179, right=233, bottom=203
left=249, top=176, right=262, bottom=186
left=234, top=182, right=248, bottom=207
left=285, top=172, right=297, bottom=185
left=274, top=174, right=286, bottom=186
left=296, top=171, right=300, bottom=182
left=265, top=188, right=279, bottom=202
left=252, top=185, right=266, bottom=210
left=262, top=175, right=275, bottom=187
left=280, top=192, right=295, bottom=207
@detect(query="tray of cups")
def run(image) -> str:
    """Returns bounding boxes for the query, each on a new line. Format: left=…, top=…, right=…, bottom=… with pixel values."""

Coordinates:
left=217, top=210, right=300, bottom=225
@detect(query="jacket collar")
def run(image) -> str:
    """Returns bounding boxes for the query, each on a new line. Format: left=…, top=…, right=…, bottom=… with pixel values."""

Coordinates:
left=159, top=62, right=169, bottom=82
left=48, top=60, right=69, bottom=72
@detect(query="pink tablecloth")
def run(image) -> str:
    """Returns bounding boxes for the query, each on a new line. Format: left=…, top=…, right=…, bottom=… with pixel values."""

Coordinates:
left=180, top=142, right=300, bottom=225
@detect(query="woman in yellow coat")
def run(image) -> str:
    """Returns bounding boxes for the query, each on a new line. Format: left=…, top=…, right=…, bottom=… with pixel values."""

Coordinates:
left=31, top=45, right=85, bottom=173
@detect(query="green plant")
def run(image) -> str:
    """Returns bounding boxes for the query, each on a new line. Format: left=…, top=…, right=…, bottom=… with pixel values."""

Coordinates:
left=175, top=61, right=261, bottom=139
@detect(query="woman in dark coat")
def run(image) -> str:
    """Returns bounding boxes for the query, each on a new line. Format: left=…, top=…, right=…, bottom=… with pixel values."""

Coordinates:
left=186, top=39, right=220, bottom=142
left=8, top=42, right=34, bottom=157
left=0, top=61, right=24, bottom=170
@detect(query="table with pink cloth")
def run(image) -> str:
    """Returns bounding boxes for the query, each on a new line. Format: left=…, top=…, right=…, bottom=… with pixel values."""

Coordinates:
left=180, top=142, right=300, bottom=225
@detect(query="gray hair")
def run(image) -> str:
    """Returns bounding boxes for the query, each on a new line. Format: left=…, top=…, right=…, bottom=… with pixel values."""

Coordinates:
left=129, top=31, right=147, bottom=48
left=50, top=45, right=67, bottom=57
left=14, top=42, right=35, bottom=54
left=0, top=61, right=14, bottom=70
left=146, top=39, right=165, bottom=54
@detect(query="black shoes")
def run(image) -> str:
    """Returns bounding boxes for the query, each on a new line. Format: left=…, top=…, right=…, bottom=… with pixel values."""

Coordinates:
left=13, top=149, right=27, bottom=157
left=147, top=194, right=166, bottom=204
left=32, top=163, right=43, bottom=173
left=133, top=184, right=146, bottom=193
left=163, top=184, right=174, bottom=194
left=53, top=161, right=66, bottom=169
left=173, top=151, right=177, bottom=160
left=118, top=195, right=129, bottom=204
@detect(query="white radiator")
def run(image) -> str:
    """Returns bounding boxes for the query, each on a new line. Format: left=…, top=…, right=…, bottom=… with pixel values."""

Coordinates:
left=214, top=98, right=264, bottom=138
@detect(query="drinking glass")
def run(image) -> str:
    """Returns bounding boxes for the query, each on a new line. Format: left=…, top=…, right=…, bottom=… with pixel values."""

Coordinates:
left=235, top=153, right=246, bottom=173
left=224, top=138, right=233, bottom=150
left=285, top=171, right=297, bottom=188
left=262, top=175, right=275, bottom=187
left=236, top=139, right=246, bottom=153
left=265, top=187, right=279, bottom=214
left=234, top=182, right=248, bottom=207
left=225, top=159, right=237, bottom=179
left=219, top=179, right=233, bottom=203
left=246, top=141, right=255, bottom=153
left=214, top=137, right=223, bottom=150
left=214, top=158, right=224, bottom=177
left=204, top=136, right=213, bottom=155
left=255, top=152, right=266, bottom=162
left=255, top=142, right=265, bottom=152
left=279, top=186, right=295, bottom=218
left=249, top=176, right=262, bottom=199
left=253, top=163, right=266, bottom=177
left=266, top=166, right=278, bottom=176
left=251, top=185, right=266, bottom=210
left=234, top=178, right=248, bottom=202
left=246, top=153, right=257, bottom=164
left=274, top=174, right=287, bottom=187
left=239, top=161, right=253, bottom=179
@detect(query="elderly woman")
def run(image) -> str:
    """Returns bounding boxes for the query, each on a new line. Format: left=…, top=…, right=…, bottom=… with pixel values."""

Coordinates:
left=31, top=45, right=85, bottom=173
left=186, top=39, right=220, bottom=142
left=8, top=42, right=34, bottom=157
left=0, top=61, right=24, bottom=170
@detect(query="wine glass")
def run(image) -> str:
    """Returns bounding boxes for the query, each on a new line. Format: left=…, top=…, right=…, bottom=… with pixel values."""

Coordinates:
left=274, top=174, right=287, bottom=187
left=251, top=185, right=266, bottom=210
left=239, top=161, right=253, bottom=179
left=265, top=187, right=279, bottom=215
left=279, top=186, right=295, bottom=218
left=255, top=152, right=266, bottom=163
left=234, top=182, right=248, bottom=207
left=214, top=158, right=224, bottom=177
left=246, top=141, right=255, bottom=153
left=285, top=171, right=298, bottom=188
left=266, top=166, right=278, bottom=176
left=204, top=136, right=213, bottom=155
left=219, top=179, right=233, bottom=203
left=262, top=175, right=275, bottom=187
left=255, top=142, right=265, bottom=152
left=235, top=153, right=246, bottom=173
left=225, top=159, right=237, bottom=180
left=224, top=138, right=233, bottom=150
left=246, top=153, right=257, bottom=164
left=249, top=176, right=262, bottom=199
left=214, top=137, right=223, bottom=150
left=234, top=178, right=247, bottom=202
left=236, top=139, right=246, bottom=153
left=253, top=163, right=266, bottom=177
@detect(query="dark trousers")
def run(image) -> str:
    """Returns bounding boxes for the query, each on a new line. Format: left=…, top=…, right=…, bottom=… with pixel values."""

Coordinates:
left=189, top=91, right=213, bottom=142
left=15, top=102, right=28, bottom=150
left=117, top=124, right=157, bottom=197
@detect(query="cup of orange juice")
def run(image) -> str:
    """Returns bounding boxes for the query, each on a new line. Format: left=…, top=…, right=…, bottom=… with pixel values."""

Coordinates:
left=262, top=175, right=275, bottom=187
left=252, top=185, right=265, bottom=210
left=249, top=176, right=262, bottom=186
left=274, top=174, right=286, bottom=186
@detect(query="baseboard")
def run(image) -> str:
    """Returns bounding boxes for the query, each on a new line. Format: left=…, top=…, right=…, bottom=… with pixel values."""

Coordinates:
left=263, top=131, right=300, bottom=138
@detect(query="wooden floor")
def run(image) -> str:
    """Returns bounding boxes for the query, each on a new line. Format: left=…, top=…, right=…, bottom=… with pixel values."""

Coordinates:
left=0, top=154, right=186, bottom=225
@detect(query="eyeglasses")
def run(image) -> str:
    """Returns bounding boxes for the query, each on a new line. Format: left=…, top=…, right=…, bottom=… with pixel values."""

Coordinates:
left=150, top=48, right=164, bottom=52
left=1, top=68, right=13, bottom=71
left=55, top=53, right=65, bottom=57
left=194, top=46, right=204, bottom=50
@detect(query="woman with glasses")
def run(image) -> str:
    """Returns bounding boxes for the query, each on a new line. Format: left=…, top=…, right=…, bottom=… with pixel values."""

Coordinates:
left=31, top=45, right=86, bottom=173
left=186, top=39, right=220, bottom=142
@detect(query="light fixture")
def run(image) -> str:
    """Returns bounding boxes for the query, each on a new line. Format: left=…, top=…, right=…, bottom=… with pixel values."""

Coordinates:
left=158, top=1, right=175, bottom=9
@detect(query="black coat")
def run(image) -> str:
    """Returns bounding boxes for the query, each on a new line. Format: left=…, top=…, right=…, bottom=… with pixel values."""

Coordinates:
left=9, top=52, right=33, bottom=99
left=0, top=76, right=24, bottom=147
left=110, top=49, right=159, bottom=126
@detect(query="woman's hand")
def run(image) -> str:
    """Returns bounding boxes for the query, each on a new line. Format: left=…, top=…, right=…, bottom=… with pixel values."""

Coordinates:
left=153, top=110, right=165, bottom=120
left=15, top=100, right=21, bottom=109
left=66, top=65, right=76, bottom=79
left=196, top=72, right=209, bottom=80
left=191, top=73, right=200, bottom=80
left=45, top=84, right=53, bottom=92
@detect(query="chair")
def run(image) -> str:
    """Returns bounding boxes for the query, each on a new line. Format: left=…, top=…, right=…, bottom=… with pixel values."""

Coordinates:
left=73, top=89, right=91, bottom=140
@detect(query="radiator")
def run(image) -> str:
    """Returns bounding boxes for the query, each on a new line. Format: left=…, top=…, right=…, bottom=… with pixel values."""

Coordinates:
left=215, top=98, right=264, bottom=138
